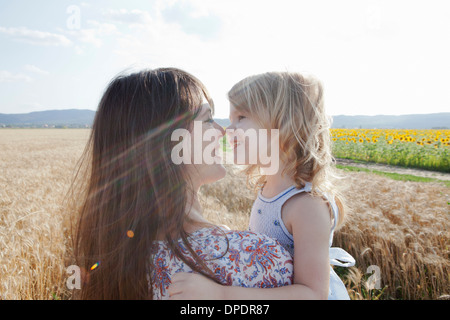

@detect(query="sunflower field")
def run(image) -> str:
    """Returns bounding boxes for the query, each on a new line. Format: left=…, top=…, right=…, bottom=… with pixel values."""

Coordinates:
left=331, top=129, right=450, bottom=172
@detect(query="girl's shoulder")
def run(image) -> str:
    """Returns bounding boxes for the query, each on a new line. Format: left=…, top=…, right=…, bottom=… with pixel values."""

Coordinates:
left=282, top=191, right=333, bottom=233
left=283, top=190, right=330, bottom=213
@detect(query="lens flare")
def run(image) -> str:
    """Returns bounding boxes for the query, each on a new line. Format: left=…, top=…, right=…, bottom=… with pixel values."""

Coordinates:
left=90, top=262, right=99, bottom=271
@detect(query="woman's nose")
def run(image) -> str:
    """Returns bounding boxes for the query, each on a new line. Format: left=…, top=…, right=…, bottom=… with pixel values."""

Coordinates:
left=214, top=122, right=225, bottom=136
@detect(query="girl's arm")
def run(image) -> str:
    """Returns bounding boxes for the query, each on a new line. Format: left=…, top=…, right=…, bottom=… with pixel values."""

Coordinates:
left=169, top=194, right=331, bottom=300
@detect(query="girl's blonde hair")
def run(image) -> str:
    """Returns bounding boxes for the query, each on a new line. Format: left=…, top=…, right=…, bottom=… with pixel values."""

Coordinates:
left=228, top=71, right=346, bottom=228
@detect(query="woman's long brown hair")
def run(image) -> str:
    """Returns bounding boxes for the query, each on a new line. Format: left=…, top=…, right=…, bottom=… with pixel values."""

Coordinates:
left=70, top=68, right=219, bottom=299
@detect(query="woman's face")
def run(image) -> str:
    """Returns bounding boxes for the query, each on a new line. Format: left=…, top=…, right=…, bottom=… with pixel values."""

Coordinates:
left=184, top=102, right=226, bottom=190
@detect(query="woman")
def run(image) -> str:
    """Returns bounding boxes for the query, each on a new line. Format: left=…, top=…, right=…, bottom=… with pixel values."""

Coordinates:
left=71, top=68, right=293, bottom=299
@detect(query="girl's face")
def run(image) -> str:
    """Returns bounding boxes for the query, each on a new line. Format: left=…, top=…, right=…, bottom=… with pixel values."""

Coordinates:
left=227, top=103, right=264, bottom=166
left=185, top=103, right=226, bottom=189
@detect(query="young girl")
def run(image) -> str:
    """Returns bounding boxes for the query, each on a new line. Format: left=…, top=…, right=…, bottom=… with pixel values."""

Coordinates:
left=168, top=71, right=355, bottom=300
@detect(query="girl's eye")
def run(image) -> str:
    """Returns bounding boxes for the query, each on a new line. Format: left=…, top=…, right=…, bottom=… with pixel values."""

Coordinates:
left=204, top=118, right=214, bottom=123
left=238, top=115, right=246, bottom=121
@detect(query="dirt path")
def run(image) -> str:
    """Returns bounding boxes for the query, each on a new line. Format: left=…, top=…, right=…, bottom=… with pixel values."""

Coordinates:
left=335, top=158, right=450, bottom=181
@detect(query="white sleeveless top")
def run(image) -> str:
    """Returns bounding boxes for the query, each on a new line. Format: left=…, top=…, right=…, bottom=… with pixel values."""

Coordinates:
left=249, top=182, right=355, bottom=300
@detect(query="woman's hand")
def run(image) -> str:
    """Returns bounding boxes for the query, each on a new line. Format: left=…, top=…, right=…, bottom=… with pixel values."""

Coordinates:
left=168, top=272, right=225, bottom=300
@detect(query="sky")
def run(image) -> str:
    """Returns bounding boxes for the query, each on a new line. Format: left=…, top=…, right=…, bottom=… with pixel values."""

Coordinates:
left=0, top=0, right=449, bottom=118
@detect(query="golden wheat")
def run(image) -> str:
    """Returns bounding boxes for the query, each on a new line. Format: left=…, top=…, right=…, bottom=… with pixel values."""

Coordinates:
left=0, top=129, right=89, bottom=299
left=333, top=172, right=449, bottom=299
left=0, top=129, right=448, bottom=300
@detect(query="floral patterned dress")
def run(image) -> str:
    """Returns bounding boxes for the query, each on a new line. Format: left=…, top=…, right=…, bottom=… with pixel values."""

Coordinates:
left=149, top=226, right=293, bottom=299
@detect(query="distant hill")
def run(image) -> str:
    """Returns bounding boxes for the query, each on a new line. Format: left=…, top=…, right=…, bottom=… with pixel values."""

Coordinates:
left=213, top=118, right=231, bottom=128
left=330, top=113, right=450, bottom=129
left=215, top=113, right=450, bottom=129
left=0, top=109, right=95, bottom=127
left=0, top=109, right=448, bottom=129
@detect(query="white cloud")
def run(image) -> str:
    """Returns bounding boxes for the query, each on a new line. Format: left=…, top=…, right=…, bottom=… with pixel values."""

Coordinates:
left=0, top=26, right=72, bottom=47
left=158, top=0, right=222, bottom=40
left=74, top=45, right=85, bottom=55
left=72, top=29, right=103, bottom=47
left=103, top=9, right=153, bottom=26
left=86, top=20, right=118, bottom=36
left=61, top=20, right=119, bottom=48
left=22, top=65, right=49, bottom=75
left=0, top=70, right=33, bottom=83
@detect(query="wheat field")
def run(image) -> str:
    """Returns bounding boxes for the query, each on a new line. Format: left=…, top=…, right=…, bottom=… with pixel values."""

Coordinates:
left=0, top=129, right=448, bottom=300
